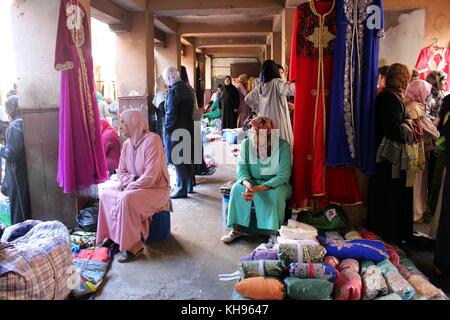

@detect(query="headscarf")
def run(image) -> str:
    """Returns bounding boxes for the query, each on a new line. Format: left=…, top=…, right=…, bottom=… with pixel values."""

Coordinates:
left=385, top=63, right=410, bottom=98
left=405, top=80, right=432, bottom=108
left=238, top=74, right=249, bottom=84
left=120, top=109, right=149, bottom=148
left=426, top=71, right=446, bottom=98
left=261, top=60, right=281, bottom=83
left=100, top=119, right=119, bottom=138
left=249, top=116, right=276, bottom=160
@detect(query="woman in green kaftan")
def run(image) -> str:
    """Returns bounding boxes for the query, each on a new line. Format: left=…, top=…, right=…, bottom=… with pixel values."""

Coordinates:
left=221, top=116, right=292, bottom=244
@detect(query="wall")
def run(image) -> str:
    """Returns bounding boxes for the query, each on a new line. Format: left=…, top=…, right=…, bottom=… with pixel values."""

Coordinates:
left=385, top=0, right=450, bottom=49
left=116, top=12, right=147, bottom=96
left=181, top=45, right=196, bottom=89
left=379, top=9, right=426, bottom=69
left=10, top=0, right=61, bottom=109
left=154, top=33, right=181, bottom=78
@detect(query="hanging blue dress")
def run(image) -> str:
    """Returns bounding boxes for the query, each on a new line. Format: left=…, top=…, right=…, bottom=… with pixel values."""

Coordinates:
left=327, top=0, right=384, bottom=176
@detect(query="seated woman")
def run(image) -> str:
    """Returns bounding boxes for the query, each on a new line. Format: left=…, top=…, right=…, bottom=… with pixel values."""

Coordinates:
left=202, top=98, right=222, bottom=121
left=221, top=116, right=292, bottom=244
left=97, top=110, right=171, bottom=263
left=100, top=119, right=121, bottom=175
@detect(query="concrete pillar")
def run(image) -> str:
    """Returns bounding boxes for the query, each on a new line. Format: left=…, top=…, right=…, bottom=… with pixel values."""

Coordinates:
left=205, top=55, right=212, bottom=90
left=181, top=44, right=196, bottom=89
left=282, top=8, right=296, bottom=71
left=145, top=11, right=155, bottom=99
left=265, top=44, right=272, bottom=61
left=271, top=31, right=282, bottom=65
left=116, top=12, right=148, bottom=96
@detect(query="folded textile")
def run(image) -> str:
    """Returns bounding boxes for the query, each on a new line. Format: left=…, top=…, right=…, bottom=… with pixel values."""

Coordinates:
left=377, top=259, right=415, bottom=300
left=74, top=247, right=109, bottom=263
left=360, top=230, right=400, bottom=265
left=0, top=221, right=72, bottom=300
left=323, top=239, right=390, bottom=262
left=240, top=260, right=286, bottom=279
left=289, top=262, right=339, bottom=284
left=361, top=260, right=388, bottom=300
left=397, top=258, right=444, bottom=300
left=375, top=293, right=402, bottom=300
left=345, top=231, right=363, bottom=240
left=276, top=237, right=318, bottom=246
left=284, top=277, right=333, bottom=300
left=325, top=231, right=345, bottom=241
left=235, top=277, right=285, bottom=300
left=278, top=243, right=326, bottom=265
left=73, top=259, right=108, bottom=284
left=279, top=220, right=318, bottom=241
left=323, top=256, right=340, bottom=270
left=335, top=259, right=362, bottom=300
left=241, top=249, right=278, bottom=262
left=1, top=220, right=41, bottom=243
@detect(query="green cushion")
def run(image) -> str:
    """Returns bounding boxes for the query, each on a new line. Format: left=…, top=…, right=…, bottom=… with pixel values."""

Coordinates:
left=284, top=277, right=333, bottom=300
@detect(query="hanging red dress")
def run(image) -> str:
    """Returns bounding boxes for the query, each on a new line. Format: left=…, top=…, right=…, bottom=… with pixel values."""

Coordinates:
left=415, top=45, right=450, bottom=91
left=290, top=0, right=362, bottom=209
left=55, top=0, right=108, bottom=193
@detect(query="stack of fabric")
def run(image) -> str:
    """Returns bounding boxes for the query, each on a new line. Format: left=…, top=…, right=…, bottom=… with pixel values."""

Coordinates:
left=230, top=211, right=448, bottom=300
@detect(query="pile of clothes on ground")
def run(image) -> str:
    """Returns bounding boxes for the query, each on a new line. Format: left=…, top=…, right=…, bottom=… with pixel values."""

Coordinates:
left=227, top=205, right=448, bottom=301
left=69, top=200, right=116, bottom=300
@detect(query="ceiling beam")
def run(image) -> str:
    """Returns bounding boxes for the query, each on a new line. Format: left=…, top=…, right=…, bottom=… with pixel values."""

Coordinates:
left=179, top=21, right=273, bottom=36
left=154, top=27, right=166, bottom=46
left=203, top=47, right=262, bottom=57
left=148, top=0, right=285, bottom=16
left=195, top=37, right=267, bottom=48
left=154, top=16, right=178, bottom=34
left=91, top=0, right=131, bottom=31
left=273, top=14, right=282, bottom=32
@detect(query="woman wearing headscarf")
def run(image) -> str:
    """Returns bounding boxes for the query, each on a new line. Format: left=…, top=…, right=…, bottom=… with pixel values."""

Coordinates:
left=0, top=95, right=31, bottom=225
left=404, top=80, right=440, bottom=222
left=236, top=74, right=252, bottom=128
left=221, top=116, right=292, bottom=244
left=97, top=110, right=171, bottom=263
left=245, top=60, right=295, bottom=147
left=368, top=63, right=414, bottom=244
left=426, top=71, right=448, bottom=125
left=100, top=119, right=121, bottom=175
left=221, top=76, right=240, bottom=129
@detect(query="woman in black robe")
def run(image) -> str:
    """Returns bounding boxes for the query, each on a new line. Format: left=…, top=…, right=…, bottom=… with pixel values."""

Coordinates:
left=368, top=63, right=413, bottom=244
left=0, top=95, right=31, bottom=225
left=221, top=76, right=240, bottom=129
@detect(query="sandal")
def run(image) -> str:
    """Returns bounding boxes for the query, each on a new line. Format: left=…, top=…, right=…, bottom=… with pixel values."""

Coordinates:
left=118, top=248, right=144, bottom=263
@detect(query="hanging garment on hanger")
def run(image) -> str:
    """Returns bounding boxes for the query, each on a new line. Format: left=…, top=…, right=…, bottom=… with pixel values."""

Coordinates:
left=55, top=0, right=109, bottom=193
left=327, top=0, right=384, bottom=176
left=415, top=45, right=450, bottom=91
left=290, top=0, right=362, bottom=209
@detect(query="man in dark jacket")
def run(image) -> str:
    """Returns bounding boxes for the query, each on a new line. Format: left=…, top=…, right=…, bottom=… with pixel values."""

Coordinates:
left=162, top=67, right=196, bottom=199
left=0, top=95, right=31, bottom=224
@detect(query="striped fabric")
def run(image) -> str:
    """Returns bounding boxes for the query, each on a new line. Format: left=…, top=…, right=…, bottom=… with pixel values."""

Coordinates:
left=0, top=221, right=73, bottom=300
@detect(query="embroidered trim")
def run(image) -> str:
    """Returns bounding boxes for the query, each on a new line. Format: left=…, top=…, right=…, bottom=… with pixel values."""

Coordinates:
left=55, top=61, right=74, bottom=71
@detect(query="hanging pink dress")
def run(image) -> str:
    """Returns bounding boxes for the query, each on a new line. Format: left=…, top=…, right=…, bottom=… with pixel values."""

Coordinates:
left=97, top=110, right=171, bottom=252
left=55, top=0, right=108, bottom=193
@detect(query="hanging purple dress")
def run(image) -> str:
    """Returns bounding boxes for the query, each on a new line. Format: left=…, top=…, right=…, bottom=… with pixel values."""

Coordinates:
left=327, top=0, right=384, bottom=175
left=54, top=0, right=108, bottom=193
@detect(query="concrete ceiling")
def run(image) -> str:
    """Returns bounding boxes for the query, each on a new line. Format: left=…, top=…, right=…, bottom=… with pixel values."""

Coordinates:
left=100, top=0, right=296, bottom=58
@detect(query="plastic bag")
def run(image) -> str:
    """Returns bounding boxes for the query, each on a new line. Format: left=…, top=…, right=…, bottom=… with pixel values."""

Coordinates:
left=77, top=207, right=99, bottom=232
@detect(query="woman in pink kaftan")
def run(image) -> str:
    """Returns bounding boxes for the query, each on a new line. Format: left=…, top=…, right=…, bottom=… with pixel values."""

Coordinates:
left=97, top=110, right=171, bottom=263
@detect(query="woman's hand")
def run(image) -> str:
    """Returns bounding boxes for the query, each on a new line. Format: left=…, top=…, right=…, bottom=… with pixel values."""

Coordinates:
left=252, top=185, right=270, bottom=193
